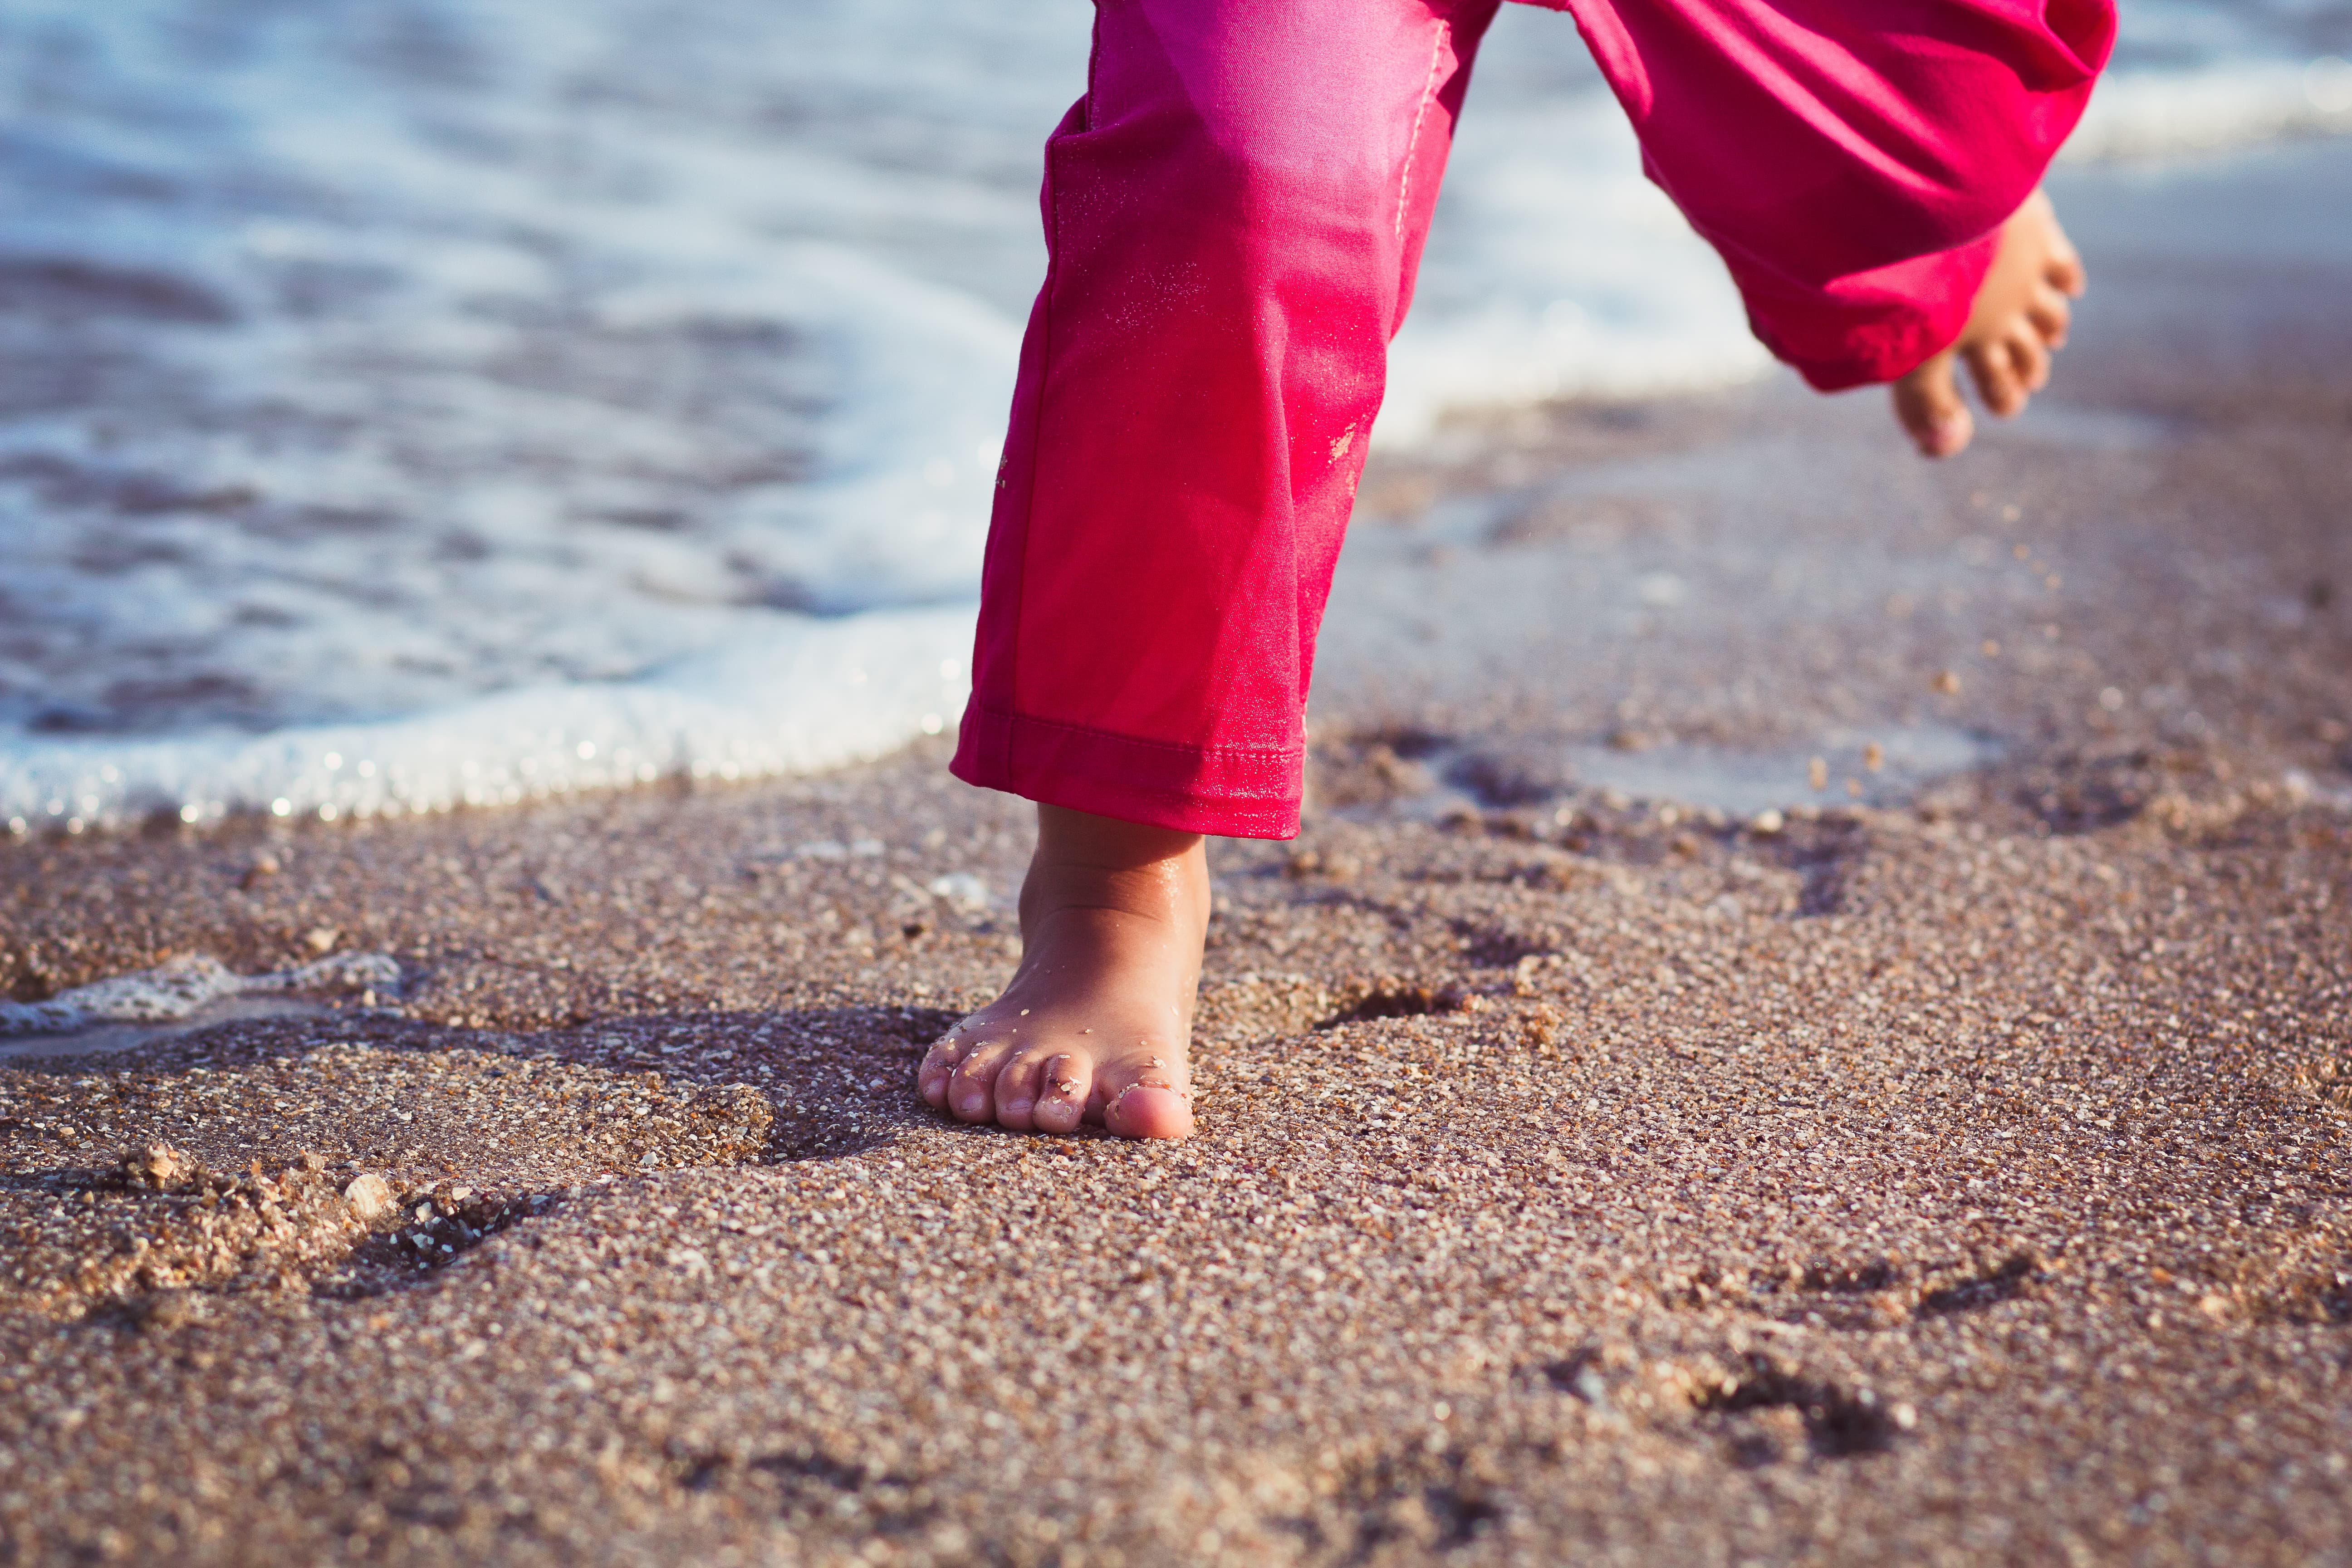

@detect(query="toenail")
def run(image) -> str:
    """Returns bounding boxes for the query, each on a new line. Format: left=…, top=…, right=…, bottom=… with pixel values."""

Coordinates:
left=1007, top=1098, right=1033, bottom=1114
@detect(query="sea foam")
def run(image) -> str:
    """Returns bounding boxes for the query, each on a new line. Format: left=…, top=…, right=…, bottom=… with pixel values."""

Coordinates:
left=0, top=951, right=400, bottom=1036
left=2, top=0, right=2343, bottom=833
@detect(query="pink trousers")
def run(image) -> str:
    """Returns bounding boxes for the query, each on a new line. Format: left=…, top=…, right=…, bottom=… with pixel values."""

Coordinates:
left=950, top=0, right=2113, bottom=838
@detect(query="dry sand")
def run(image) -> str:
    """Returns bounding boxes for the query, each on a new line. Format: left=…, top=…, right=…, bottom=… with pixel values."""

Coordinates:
left=3, top=147, right=2350, bottom=1565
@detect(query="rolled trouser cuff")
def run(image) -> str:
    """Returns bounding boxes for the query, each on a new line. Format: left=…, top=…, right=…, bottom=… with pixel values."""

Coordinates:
left=950, top=700, right=1301, bottom=839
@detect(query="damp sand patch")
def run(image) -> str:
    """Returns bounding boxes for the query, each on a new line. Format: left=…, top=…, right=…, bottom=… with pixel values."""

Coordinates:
left=1319, top=722, right=2004, bottom=824
left=1556, top=724, right=2004, bottom=818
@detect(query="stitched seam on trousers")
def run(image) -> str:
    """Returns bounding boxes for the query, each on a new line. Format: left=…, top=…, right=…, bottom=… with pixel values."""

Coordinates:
left=979, top=703, right=1303, bottom=760
left=1006, top=98, right=1093, bottom=771
left=1396, top=20, right=1449, bottom=242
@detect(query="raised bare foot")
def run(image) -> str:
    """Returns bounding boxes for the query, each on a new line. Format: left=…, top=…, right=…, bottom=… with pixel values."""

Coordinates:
left=916, top=804, right=1205, bottom=1139
left=1892, top=188, right=2086, bottom=458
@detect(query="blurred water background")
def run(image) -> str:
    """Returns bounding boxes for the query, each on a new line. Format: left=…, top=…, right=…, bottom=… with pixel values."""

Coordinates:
left=3, top=0, right=2349, bottom=833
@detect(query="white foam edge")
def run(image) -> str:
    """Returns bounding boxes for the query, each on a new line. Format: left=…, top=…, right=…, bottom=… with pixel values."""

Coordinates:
left=2064, top=58, right=2352, bottom=162
left=1373, top=94, right=1773, bottom=448
left=624, top=244, right=1019, bottom=608
left=0, top=951, right=402, bottom=1036
left=1377, top=309, right=1772, bottom=450
left=1373, top=56, right=2352, bottom=449
left=0, top=603, right=976, bottom=835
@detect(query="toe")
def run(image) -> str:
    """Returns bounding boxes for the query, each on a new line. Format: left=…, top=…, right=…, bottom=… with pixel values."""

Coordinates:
left=2026, top=282, right=2072, bottom=348
left=1104, top=1083, right=1195, bottom=1140
left=947, top=1039, right=1018, bottom=1123
left=2008, top=328, right=2050, bottom=393
left=1031, top=1053, right=1090, bottom=1135
left=2043, top=240, right=2086, bottom=299
left=1093, top=1046, right=1195, bottom=1140
left=993, top=1049, right=1050, bottom=1130
left=2019, top=189, right=2085, bottom=296
left=1965, top=341, right=2026, bottom=418
left=917, top=1034, right=970, bottom=1108
left=1890, top=352, right=1972, bottom=458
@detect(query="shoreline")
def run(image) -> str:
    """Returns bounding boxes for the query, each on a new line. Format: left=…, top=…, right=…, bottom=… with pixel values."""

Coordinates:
left=5, top=140, right=2352, bottom=1564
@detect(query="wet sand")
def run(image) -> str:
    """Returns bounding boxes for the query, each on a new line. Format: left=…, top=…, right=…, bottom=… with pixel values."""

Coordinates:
left=5, top=145, right=2352, bottom=1565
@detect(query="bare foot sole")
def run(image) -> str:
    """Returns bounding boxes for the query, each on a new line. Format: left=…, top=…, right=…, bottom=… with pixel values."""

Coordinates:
left=916, top=805, right=1207, bottom=1140
left=1892, top=187, right=2086, bottom=458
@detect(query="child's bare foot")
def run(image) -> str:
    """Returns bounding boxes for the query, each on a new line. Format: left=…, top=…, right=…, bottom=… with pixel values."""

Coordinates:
left=1892, top=188, right=2086, bottom=458
left=916, top=804, right=1205, bottom=1139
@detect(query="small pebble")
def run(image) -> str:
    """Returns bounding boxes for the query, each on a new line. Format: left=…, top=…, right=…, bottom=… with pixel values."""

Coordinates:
left=342, top=1173, right=397, bottom=1222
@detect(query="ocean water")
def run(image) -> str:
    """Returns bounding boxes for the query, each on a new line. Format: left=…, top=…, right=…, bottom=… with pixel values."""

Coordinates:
left=4, top=0, right=2348, bottom=834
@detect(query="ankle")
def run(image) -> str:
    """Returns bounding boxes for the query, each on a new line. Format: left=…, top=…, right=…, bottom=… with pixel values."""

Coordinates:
left=1034, top=803, right=1203, bottom=872
left=1022, top=805, right=1208, bottom=926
